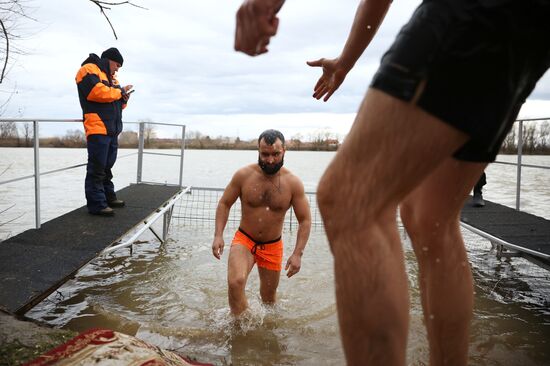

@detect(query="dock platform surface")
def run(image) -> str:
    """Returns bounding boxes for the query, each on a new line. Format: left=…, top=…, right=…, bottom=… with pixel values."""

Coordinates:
left=461, top=197, right=550, bottom=260
left=0, top=184, right=181, bottom=315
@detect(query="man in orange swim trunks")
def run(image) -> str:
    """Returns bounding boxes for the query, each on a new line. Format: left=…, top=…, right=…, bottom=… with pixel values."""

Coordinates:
left=212, top=129, right=311, bottom=316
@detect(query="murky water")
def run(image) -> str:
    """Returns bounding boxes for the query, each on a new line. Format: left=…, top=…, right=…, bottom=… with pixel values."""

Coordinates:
left=1, top=148, right=549, bottom=365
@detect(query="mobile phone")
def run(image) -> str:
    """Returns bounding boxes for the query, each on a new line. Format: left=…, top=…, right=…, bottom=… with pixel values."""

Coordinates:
left=127, top=89, right=135, bottom=95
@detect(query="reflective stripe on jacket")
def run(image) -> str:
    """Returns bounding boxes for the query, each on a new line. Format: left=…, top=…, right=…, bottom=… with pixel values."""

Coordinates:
left=75, top=53, right=126, bottom=137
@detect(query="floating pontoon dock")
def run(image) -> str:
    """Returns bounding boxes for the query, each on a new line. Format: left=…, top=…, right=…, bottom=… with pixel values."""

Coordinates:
left=461, top=196, right=550, bottom=270
left=0, top=118, right=188, bottom=315
left=0, top=184, right=185, bottom=315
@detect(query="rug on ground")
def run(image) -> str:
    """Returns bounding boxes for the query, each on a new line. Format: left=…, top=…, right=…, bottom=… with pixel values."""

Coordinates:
left=23, top=328, right=213, bottom=366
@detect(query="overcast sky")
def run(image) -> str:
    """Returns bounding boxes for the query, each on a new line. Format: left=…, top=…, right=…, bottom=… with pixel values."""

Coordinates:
left=2, top=0, right=550, bottom=140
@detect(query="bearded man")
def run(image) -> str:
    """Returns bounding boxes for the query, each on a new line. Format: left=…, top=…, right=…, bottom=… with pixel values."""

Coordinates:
left=212, top=129, right=311, bottom=315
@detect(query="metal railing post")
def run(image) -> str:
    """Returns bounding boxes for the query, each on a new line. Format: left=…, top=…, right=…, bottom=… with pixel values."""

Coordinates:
left=179, top=125, right=186, bottom=187
left=516, top=120, right=523, bottom=211
left=137, top=122, right=144, bottom=183
left=33, top=121, right=41, bottom=229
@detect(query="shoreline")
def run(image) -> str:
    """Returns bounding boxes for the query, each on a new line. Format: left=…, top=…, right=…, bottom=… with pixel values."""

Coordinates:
left=0, top=312, right=77, bottom=365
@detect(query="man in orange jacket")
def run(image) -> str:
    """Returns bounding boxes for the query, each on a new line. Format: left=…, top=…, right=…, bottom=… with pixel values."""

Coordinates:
left=76, top=47, right=133, bottom=216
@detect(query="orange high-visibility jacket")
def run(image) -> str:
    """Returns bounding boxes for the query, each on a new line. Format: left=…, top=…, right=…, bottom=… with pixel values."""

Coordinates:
left=75, top=54, right=127, bottom=137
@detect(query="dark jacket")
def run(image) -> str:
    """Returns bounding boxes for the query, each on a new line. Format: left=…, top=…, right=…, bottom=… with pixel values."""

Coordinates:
left=75, top=53, right=126, bottom=137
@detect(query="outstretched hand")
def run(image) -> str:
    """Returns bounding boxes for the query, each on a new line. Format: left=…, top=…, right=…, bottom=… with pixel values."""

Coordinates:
left=307, top=58, right=348, bottom=102
left=235, top=0, right=285, bottom=56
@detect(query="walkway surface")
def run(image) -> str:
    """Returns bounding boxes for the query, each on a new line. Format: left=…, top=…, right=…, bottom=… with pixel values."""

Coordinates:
left=461, top=196, right=550, bottom=261
left=0, top=184, right=181, bottom=315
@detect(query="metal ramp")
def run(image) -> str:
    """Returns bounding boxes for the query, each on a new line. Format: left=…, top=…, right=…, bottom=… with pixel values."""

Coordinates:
left=0, top=183, right=184, bottom=315
left=461, top=196, right=550, bottom=270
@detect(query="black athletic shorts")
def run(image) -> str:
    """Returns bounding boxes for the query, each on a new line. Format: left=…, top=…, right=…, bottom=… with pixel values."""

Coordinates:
left=371, top=0, right=550, bottom=162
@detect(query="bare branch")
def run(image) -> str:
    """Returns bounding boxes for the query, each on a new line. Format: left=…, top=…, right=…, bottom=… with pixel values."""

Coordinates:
left=0, top=18, right=7, bottom=83
left=88, top=0, right=147, bottom=39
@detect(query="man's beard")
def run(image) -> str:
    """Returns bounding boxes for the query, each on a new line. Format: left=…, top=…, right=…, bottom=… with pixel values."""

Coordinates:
left=258, top=156, right=284, bottom=175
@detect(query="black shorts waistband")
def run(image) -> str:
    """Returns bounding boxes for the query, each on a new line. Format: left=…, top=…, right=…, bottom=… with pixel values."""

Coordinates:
left=238, top=227, right=281, bottom=245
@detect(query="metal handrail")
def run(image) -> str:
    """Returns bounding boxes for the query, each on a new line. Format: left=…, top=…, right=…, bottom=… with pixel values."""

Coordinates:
left=491, top=118, right=550, bottom=210
left=0, top=152, right=137, bottom=186
left=102, top=186, right=191, bottom=254
left=0, top=118, right=186, bottom=229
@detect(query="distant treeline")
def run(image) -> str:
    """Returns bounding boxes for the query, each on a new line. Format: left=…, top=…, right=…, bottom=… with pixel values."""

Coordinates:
left=1, top=120, right=550, bottom=154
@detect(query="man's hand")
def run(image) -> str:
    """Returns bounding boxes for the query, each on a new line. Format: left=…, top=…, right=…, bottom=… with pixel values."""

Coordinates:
left=235, top=0, right=285, bottom=56
left=122, top=84, right=133, bottom=102
left=212, top=236, right=225, bottom=260
left=285, top=253, right=301, bottom=278
left=307, top=58, right=349, bottom=102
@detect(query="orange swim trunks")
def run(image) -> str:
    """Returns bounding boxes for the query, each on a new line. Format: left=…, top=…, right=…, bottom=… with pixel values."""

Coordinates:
left=231, top=227, right=283, bottom=271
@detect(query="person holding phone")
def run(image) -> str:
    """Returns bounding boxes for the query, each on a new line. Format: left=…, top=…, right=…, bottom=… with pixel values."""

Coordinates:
left=76, top=47, right=133, bottom=216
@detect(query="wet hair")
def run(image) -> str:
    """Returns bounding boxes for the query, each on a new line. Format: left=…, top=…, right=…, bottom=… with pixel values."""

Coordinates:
left=258, top=129, right=285, bottom=147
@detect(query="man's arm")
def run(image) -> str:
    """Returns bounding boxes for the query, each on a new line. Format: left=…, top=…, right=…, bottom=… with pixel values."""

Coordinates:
left=307, top=0, right=392, bottom=101
left=76, top=64, right=123, bottom=103
left=212, top=171, right=243, bottom=259
left=285, top=177, right=311, bottom=278
left=234, top=0, right=286, bottom=56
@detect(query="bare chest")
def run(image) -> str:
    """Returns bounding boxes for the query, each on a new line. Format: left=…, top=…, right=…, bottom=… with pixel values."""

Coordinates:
left=241, top=179, right=292, bottom=211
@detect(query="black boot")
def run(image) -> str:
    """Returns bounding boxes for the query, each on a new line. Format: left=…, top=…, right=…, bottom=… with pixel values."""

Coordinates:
left=108, top=199, right=125, bottom=208
left=473, top=191, right=485, bottom=207
left=90, top=207, right=115, bottom=216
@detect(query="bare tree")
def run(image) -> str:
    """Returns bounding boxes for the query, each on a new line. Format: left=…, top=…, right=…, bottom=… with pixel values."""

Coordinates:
left=119, top=130, right=138, bottom=146
left=20, top=121, right=31, bottom=146
left=0, top=0, right=35, bottom=84
left=501, top=125, right=517, bottom=153
left=62, top=129, right=86, bottom=147
left=523, top=123, right=537, bottom=154
left=0, top=0, right=145, bottom=84
left=0, top=120, right=18, bottom=139
left=144, top=123, right=156, bottom=148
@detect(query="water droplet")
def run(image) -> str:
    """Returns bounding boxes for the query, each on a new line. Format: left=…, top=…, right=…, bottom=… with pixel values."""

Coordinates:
left=429, top=314, right=435, bottom=320
left=367, top=25, right=372, bottom=29
left=435, top=222, right=440, bottom=227
left=266, top=207, right=270, bottom=211
left=435, top=258, right=440, bottom=263
left=422, top=246, right=428, bottom=252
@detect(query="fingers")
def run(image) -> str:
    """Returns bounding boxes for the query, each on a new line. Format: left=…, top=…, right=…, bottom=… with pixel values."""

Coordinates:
left=313, top=84, right=330, bottom=100
left=306, top=59, right=323, bottom=68
left=324, top=89, right=336, bottom=102
left=212, top=243, right=224, bottom=260
left=234, top=1, right=279, bottom=56
left=286, top=265, right=300, bottom=278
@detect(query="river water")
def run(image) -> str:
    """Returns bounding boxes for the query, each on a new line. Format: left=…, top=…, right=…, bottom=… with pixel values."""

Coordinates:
left=0, top=148, right=549, bottom=365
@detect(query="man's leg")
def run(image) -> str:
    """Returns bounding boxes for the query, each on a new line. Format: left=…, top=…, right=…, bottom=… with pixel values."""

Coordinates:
left=258, top=267, right=281, bottom=304
left=400, top=159, right=486, bottom=366
left=227, top=244, right=256, bottom=315
left=104, top=136, right=118, bottom=202
left=85, top=135, right=110, bottom=213
left=472, top=172, right=486, bottom=207
left=317, top=89, right=469, bottom=365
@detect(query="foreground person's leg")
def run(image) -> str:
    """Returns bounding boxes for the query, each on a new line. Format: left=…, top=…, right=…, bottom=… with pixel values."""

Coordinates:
left=401, top=159, right=486, bottom=365
left=317, top=89, right=469, bottom=365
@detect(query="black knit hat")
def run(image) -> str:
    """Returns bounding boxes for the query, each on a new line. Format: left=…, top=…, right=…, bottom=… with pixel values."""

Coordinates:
left=101, top=47, right=124, bottom=66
